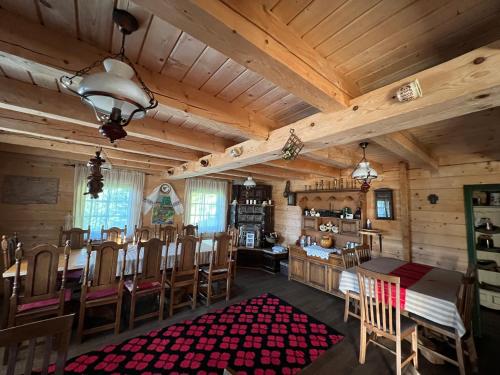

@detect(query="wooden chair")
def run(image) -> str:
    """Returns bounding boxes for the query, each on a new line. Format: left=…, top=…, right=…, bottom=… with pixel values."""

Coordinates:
left=8, top=242, right=71, bottom=327
left=165, top=234, right=201, bottom=317
left=410, top=274, right=478, bottom=375
left=199, top=232, right=233, bottom=306
left=0, top=314, right=74, bottom=375
left=182, top=224, right=198, bottom=236
left=1, top=233, right=18, bottom=272
left=355, top=244, right=372, bottom=264
left=157, top=224, right=178, bottom=243
left=58, top=226, right=90, bottom=249
left=77, top=241, right=126, bottom=342
left=228, top=226, right=239, bottom=279
left=125, top=238, right=167, bottom=329
left=341, top=248, right=360, bottom=322
left=100, top=225, right=127, bottom=242
left=134, top=225, right=154, bottom=242
left=356, top=267, right=418, bottom=375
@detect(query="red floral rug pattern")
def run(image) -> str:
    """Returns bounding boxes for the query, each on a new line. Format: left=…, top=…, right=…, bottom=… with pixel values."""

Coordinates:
left=59, top=293, right=343, bottom=374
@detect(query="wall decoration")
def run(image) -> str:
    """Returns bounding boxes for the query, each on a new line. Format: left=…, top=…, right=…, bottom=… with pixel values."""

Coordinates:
left=374, top=188, right=394, bottom=220
left=1, top=175, right=59, bottom=204
left=143, top=183, right=183, bottom=225
left=427, top=194, right=439, bottom=205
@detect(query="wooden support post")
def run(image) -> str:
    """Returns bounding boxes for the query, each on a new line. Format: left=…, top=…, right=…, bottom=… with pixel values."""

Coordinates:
left=399, top=162, right=412, bottom=262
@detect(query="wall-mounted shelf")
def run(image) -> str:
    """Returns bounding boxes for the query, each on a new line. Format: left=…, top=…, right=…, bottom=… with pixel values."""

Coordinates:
left=294, top=188, right=363, bottom=194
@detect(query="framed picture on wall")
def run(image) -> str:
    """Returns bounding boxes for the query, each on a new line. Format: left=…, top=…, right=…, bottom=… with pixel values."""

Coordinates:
left=245, top=232, right=255, bottom=248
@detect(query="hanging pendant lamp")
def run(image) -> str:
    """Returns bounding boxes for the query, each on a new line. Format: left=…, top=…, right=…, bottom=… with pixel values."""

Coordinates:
left=352, top=142, right=378, bottom=192
left=59, top=9, right=158, bottom=143
left=243, top=176, right=257, bottom=189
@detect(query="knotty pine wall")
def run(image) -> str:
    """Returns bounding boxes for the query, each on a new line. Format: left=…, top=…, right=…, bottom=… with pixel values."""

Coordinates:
left=272, top=159, right=500, bottom=273
left=0, top=151, right=184, bottom=251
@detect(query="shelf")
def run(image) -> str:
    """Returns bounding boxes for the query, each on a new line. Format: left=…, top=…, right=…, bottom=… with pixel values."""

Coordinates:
left=475, top=227, right=500, bottom=234
left=302, top=216, right=360, bottom=221
left=301, top=228, right=360, bottom=237
left=473, top=205, right=500, bottom=208
left=294, top=189, right=363, bottom=194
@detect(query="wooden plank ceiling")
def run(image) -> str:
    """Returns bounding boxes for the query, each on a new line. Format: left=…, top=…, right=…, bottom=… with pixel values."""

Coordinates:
left=0, top=0, right=499, bottom=180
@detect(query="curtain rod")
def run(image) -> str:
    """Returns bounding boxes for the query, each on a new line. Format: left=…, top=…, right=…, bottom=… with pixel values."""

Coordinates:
left=63, top=163, right=153, bottom=176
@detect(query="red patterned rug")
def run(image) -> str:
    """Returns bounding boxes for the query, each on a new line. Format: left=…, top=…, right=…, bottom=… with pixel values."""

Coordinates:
left=58, top=293, right=343, bottom=374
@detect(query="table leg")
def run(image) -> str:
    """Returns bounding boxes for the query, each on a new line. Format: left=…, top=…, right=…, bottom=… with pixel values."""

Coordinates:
left=1, top=278, right=12, bottom=329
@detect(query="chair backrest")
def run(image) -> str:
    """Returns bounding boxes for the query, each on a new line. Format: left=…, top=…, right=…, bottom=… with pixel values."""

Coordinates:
left=1, top=234, right=18, bottom=271
left=342, top=248, right=359, bottom=269
left=457, top=274, right=476, bottom=333
left=356, top=267, right=401, bottom=337
left=183, top=224, right=198, bottom=236
left=101, top=226, right=126, bottom=242
left=158, top=224, right=177, bottom=243
left=0, top=314, right=74, bottom=375
left=83, top=241, right=124, bottom=291
left=211, top=232, right=233, bottom=270
left=134, top=225, right=153, bottom=242
left=227, top=226, right=239, bottom=247
left=173, top=234, right=200, bottom=273
left=58, top=226, right=90, bottom=249
left=355, top=244, right=372, bottom=264
left=14, top=243, right=67, bottom=306
left=136, top=238, right=165, bottom=282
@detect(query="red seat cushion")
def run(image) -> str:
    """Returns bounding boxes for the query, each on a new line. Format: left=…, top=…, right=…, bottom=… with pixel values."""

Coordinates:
left=17, top=289, right=72, bottom=313
left=124, top=280, right=161, bottom=293
left=86, top=287, right=117, bottom=301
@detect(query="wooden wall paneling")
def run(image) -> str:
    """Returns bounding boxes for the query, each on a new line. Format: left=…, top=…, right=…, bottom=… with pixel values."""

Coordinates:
left=399, top=162, right=412, bottom=261
left=1, top=175, right=59, bottom=204
left=37, top=0, right=78, bottom=37
left=270, top=0, right=313, bottom=24
left=216, top=69, right=262, bottom=103
left=199, top=59, right=246, bottom=96
left=138, top=16, right=182, bottom=73
left=314, top=0, right=413, bottom=59
left=301, top=0, right=379, bottom=48
left=181, top=47, right=228, bottom=89
left=285, top=0, right=346, bottom=37
left=161, top=32, right=206, bottom=80
left=111, top=0, right=152, bottom=63
left=0, top=0, right=40, bottom=23
left=77, top=0, right=114, bottom=51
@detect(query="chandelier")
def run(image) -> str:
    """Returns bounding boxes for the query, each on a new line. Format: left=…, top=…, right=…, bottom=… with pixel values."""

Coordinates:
left=352, top=142, right=378, bottom=192
left=59, top=9, right=158, bottom=143
left=243, top=176, right=257, bottom=190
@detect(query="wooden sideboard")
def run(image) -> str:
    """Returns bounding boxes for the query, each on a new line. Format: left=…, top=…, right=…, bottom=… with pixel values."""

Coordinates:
left=288, top=245, right=344, bottom=297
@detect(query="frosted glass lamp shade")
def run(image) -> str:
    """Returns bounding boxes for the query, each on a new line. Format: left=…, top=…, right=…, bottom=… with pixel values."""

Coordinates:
left=77, top=59, right=151, bottom=119
left=243, top=176, right=257, bottom=188
left=352, top=161, right=378, bottom=181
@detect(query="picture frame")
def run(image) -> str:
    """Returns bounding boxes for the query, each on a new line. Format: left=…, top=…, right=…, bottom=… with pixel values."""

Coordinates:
left=374, top=188, right=394, bottom=220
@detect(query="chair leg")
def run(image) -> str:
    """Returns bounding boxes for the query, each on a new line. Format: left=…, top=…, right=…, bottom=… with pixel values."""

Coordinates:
left=396, top=339, right=402, bottom=375
left=226, top=274, right=231, bottom=302
left=192, top=280, right=198, bottom=310
left=344, top=292, right=350, bottom=322
left=77, top=303, right=86, bottom=344
left=159, top=289, right=165, bottom=321
left=465, top=334, right=478, bottom=372
left=359, top=323, right=367, bottom=364
left=456, top=334, right=466, bottom=375
left=411, top=328, right=418, bottom=369
left=169, top=288, right=175, bottom=317
left=206, top=278, right=212, bottom=307
left=129, top=294, right=136, bottom=330
left=114, top=297, right=122, bottom=335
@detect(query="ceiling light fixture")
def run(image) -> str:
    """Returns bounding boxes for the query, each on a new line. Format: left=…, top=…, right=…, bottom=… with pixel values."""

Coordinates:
left=352, top=142, right=378, bottom=192
left=59, top=9, right=157, bottom=143
left=243, top=176, right=257, bottom=190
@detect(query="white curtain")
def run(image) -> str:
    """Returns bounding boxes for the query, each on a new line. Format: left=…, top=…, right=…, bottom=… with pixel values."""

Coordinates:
left=184, top=178, right=228, bottom=234
left=73, top=164, right=145, bottom=239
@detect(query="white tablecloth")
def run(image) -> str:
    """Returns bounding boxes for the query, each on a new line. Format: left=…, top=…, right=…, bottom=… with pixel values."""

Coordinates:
left=303, top=245, right=341, bottom=259
left=339, top=257, right=466, bottom=337
left=88, top=240, right=214, bottom=277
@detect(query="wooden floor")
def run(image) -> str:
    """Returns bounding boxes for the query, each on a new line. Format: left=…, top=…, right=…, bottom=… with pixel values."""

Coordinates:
left=1, top=268, right=498, bottom=374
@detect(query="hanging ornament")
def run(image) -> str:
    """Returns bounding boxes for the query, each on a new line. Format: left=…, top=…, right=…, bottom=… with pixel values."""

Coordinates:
left=281, top=129, right=304, bottom=161
left=85, top=150, right=106, bottom=199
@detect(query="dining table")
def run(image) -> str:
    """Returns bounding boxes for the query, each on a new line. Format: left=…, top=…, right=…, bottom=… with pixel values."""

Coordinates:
left=2, top=240, right=218, bottom=279
left=339, top=257, right=466, bottom=337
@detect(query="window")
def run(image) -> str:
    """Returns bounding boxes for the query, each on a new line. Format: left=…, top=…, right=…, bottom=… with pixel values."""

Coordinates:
left=184, top=178, right=228, bottom=233
left=73, top=165, right=144, bottom=239
left=374, top=188, right=394, bottom=220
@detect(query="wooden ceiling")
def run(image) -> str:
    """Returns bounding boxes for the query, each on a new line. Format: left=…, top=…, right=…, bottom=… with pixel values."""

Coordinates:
left=0, top=0, right=499, bottom=180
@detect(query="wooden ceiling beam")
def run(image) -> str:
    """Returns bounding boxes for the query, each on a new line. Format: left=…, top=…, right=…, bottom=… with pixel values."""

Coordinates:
left=133, top=0, right=354, bottom=111
left=0, top=9, right=271, bottom=140
left=216, top=170, right=283, bottom=182
left=165, top=40, right=500, bottom=179
left=372, top=131, right=439, bottom=171
left=0, top=136, right=168, bottom=174
left=0, top=111, right=201, bottom=161
left=236, top=164, right=311, bottom=180
left=264, top=159, right=340, bottom=178
left=0, top=76, right=230, bottom=153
